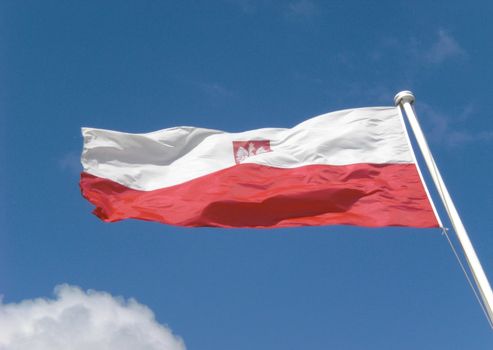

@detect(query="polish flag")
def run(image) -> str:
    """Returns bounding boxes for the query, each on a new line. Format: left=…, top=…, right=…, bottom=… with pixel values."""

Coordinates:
left=80, top=107, right=440, bottom=228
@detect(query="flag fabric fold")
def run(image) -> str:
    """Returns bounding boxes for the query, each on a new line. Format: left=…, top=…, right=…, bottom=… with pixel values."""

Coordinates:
left=80, top=107, right=440, bottom=228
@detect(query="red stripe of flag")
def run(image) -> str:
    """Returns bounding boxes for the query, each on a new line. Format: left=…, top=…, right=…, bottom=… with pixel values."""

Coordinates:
left=80, top=163, right=438, bottom=228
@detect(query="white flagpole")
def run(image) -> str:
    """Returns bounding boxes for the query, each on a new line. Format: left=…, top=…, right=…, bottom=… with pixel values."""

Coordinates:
left=395, top=90, right=493, bottom=327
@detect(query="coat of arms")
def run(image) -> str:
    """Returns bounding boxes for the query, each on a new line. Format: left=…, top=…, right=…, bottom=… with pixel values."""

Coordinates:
left=233, top=140, right=271, bottom=164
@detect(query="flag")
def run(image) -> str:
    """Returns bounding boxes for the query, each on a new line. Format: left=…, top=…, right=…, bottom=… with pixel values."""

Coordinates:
left=80, top=107, right=439, bottom=228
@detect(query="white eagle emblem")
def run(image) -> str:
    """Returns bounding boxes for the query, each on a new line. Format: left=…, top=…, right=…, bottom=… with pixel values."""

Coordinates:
left=233, top=140, right=271, bottom=164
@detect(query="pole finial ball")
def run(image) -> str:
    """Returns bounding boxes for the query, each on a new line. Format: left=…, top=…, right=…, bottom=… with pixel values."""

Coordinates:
left=394, top=91, right=415, bottom=106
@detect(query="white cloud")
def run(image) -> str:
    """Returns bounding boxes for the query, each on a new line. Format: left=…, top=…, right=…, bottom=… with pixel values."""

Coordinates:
left=196, top=81, right=234, bottom=99
left=285, top=0, right=317, bottom=18
left=0, top=285, right=185, bottom=350
left=418, top=102, right=493, bottom=148
left=224, top=0, right=258, bottom=14
left=58, top=151, right=81, bottom=175
left=424, top=29, right=466, bottom=64
left=367, top=30, right=466, bottom=72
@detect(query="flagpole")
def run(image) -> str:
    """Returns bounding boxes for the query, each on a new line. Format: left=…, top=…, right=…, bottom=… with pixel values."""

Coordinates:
left=395, top=90, right=493, bottom=327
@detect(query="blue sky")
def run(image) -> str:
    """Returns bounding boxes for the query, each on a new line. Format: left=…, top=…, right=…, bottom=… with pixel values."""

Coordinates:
left=2, top=0, right=493, bottom=348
